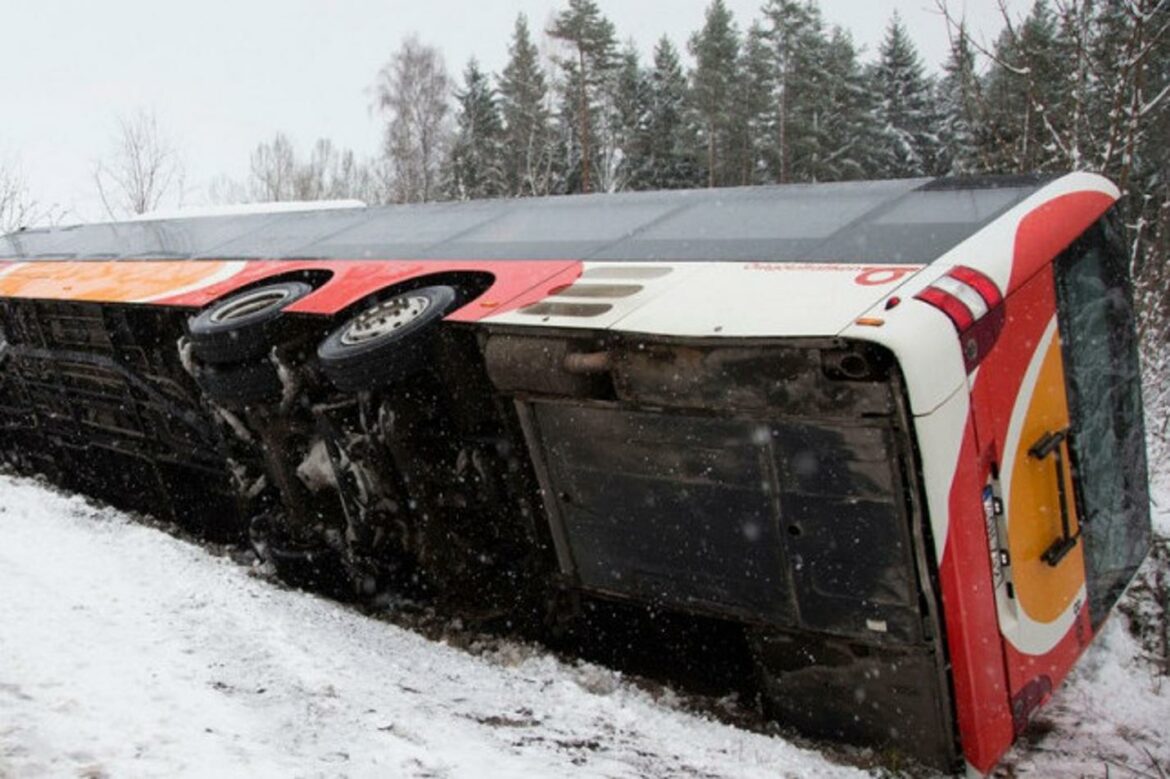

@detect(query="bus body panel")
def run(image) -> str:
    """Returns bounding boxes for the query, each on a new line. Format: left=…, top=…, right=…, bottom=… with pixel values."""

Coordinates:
left=0, top=173, right=1150, bottom=776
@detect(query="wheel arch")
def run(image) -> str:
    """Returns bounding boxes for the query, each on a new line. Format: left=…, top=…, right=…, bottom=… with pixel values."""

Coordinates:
left=316, top=269, right=495, bottom=326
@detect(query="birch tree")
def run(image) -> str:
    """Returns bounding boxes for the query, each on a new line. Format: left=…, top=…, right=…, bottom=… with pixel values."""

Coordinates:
left=375, top=35, right=453, bottom=204
left=212, top=134, right=382, bottom=204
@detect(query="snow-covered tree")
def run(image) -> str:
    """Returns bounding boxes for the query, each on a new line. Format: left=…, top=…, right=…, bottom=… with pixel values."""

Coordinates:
left=730, top=22, right=775, bottom=185
left=803, top=27, right=880, bottom=182
left=444, top=59, right=507, bottom=201
left=498, top=14, right=557, bottom=197
left=602, top=43, right=648, bottom=192
left=547, top=0, right=619, bottom=194
left=636, top=37, right=700, bottom=190
left=936, top=25, right=983, bottom=174
left=870, top=13, right=942, bottom=178
left=759, top=0, right=823, bottom=183
left=979, top=0, right=1067, bottom=173
left=688, top=0, right=741, bottom=187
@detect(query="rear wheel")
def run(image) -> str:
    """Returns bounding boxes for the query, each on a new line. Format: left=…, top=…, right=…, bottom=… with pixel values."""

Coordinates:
left=317, top=285, right=456, bottom=392
left=188, top=281, right=313, bottom=364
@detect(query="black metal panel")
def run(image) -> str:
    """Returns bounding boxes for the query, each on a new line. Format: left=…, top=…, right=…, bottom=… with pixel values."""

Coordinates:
left=750, top=629, right=958, bottom=770
left=527, top=397, right=921, bottom=643
left=532, top=403, right=797, bottom=623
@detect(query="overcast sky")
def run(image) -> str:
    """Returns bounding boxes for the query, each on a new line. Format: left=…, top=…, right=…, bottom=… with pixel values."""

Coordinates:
left=0, top=1, right=1022, bottom=223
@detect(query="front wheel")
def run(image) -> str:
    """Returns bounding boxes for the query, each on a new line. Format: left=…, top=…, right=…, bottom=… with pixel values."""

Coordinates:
left=317, top=285, right=456, bottom=392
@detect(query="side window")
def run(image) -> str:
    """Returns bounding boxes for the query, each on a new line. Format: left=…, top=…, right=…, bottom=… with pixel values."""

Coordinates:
left=1055, top=211, right=1151, bottom=625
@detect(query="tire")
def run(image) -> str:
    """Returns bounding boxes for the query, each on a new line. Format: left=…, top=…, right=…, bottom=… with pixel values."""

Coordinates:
left=196, top=360, right=284, bottom=408
left=317, top=285, right=456, bottom=392
left=188, top=281, right=313, bottom=364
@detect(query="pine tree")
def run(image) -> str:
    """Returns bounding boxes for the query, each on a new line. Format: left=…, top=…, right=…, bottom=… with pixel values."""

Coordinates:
left=936, top=26, right=983, bottom=174
left=637, top=36, right=700, bottom=189
left=731, top=22, right=775, bottom=185
left=980, top=0, right=1066, bottom=172
left=871, top=12, right=942, bottom=178
left=548, top=0, right=619, bottom=194
left=444, top=59, right=506, bottom=201
left=688, top=0, right=741, bottom=187
left=804, top=27, right=880, bottom=182
left=499, top=14, right=556, bottom=197
left=605, top=43, right=648, bottom=191
left=760, top=0, right=822, bottom=183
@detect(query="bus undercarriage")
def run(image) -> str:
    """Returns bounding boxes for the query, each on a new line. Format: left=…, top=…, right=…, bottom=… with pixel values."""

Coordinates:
left=0, top=293, right=959, bottom=770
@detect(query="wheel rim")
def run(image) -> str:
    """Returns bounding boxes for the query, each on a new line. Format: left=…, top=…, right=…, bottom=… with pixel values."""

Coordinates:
left=340, top=294, right=431, bottom=346
left=209, top=288, right=295, bottom=324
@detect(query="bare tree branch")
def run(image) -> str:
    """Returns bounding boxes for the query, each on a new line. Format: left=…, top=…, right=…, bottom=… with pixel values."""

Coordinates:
left=93, top=109, right=183, bottom=220
left=1, top=159, right=65, bottom=233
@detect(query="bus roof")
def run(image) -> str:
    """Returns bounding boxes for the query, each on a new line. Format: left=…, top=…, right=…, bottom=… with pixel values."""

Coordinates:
left=1, top=175, right=1055, bottom=265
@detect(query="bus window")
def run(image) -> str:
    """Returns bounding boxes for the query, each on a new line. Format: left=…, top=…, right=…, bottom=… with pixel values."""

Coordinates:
left=1055, top=211, right=1151, bottom=626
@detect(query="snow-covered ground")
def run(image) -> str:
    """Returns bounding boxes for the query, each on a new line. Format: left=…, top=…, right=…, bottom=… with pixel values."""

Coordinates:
left=1, top=470, right=1167, bottom=778
left=0, top=475, right=863, bottom=779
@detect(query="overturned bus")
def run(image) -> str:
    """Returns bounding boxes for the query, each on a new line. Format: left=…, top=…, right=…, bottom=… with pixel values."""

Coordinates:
left=0, top=173, right=1151, bottom=774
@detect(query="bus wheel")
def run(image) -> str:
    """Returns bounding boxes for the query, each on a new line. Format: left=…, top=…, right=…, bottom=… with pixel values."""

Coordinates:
left=317, top=285, right=456, bottom=393
left=188, top=281, right=313, bottom=364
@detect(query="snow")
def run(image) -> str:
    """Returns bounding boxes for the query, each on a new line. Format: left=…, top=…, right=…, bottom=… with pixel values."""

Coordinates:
left=1, top=465, right=1166, bottom=777
left=0, top=475, right=862, bottom=778
left=126, top=200, right=367, bottom=223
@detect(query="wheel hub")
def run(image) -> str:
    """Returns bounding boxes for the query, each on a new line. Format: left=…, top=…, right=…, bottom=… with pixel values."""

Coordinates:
left=340, top=295, right=431, bottom=346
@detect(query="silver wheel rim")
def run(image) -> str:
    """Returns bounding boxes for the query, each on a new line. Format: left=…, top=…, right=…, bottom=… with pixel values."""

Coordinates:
left=210, top=288, right=294, bottom=324
left=340, top=294, right=431, bottom=346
